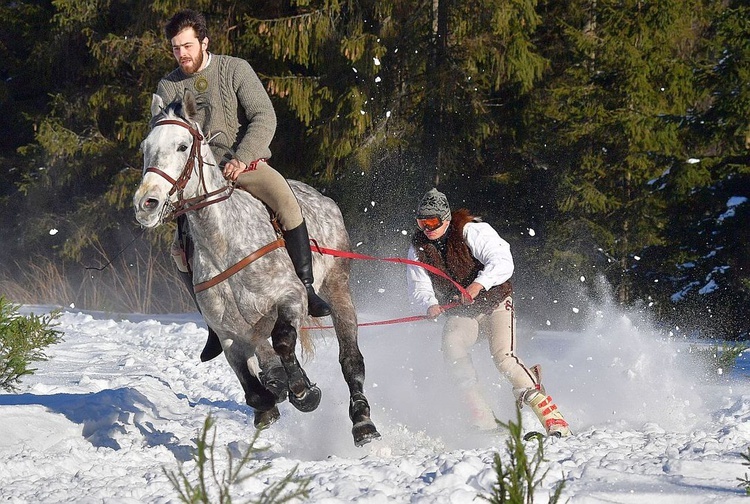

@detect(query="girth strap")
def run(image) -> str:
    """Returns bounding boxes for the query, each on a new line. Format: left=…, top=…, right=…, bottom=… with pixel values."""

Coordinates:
left=194, top=238, right=286, bottom=293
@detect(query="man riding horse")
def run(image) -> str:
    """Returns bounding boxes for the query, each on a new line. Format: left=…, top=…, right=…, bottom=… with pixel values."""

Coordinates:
left=157, top=9, right=331, bottom=362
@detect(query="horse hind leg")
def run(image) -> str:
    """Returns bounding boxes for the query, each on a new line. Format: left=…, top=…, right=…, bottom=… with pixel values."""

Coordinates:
left=271, top=312, right=321, bottom=412
left=323, top=269, right=381, bottom=446
left=349, top=392, right=380, bottom=447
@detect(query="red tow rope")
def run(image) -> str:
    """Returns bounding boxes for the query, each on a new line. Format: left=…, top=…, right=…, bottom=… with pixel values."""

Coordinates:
left=302, top=241, right=469, bottom=330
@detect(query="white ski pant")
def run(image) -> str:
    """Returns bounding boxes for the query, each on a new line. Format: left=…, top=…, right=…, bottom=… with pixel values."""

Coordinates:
left=441, top=296, right=538, bottom=398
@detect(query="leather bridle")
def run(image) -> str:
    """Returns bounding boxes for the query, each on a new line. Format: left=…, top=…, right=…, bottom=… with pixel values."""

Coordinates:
left=144, top=118, right=234, bottom=220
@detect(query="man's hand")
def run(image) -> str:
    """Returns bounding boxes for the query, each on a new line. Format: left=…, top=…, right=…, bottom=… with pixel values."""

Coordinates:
left=426, top=304, right=443, bottom=319
left=462, top=282, right=484, bottom=305
left=223, top=159, right=247, bottom=181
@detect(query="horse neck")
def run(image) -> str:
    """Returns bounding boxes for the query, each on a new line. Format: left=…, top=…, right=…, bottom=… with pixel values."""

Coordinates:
left=185, top=153, right=273, bottom=253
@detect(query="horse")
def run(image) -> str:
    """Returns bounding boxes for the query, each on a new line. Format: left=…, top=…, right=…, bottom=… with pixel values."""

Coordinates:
left=133, top=91, right=380, bottom=447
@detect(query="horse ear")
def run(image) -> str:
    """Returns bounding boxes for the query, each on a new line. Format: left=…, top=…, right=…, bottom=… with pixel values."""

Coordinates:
left=183, top=90, right=198, bottom=120
left=150, top=94, right=164, bottom=118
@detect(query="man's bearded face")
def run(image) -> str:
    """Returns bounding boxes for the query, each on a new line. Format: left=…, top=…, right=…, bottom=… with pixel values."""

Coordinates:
left=171, top=28, right=206, bottom=75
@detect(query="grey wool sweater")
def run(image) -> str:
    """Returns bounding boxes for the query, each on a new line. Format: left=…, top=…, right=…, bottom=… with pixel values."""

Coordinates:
left=156, top=54, right=277, bottom=166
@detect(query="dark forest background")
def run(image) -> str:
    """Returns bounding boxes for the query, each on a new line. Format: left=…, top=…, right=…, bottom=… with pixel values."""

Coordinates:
left=0, top=0, right=748, bottom=339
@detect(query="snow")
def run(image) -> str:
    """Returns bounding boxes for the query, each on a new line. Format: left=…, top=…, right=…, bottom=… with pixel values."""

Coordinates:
left=726, top=196, right=747, bottom=207
left=3, top=302, right=750, bottom=503
left=718, top=196, right=747, bottom=222
left=699, top=279, right=719, bottom=295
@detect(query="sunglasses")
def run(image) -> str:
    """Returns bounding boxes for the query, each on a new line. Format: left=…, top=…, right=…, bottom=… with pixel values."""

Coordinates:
left=416, top=216, right=444, bottom=232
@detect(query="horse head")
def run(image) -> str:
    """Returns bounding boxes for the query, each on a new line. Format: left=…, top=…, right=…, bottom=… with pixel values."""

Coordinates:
left=133, top=91, right=224, bottom=228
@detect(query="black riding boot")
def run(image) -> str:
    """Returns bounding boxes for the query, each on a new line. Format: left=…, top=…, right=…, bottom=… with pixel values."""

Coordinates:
left=177, top=270, right=224, bottom=362
left=283, top=221, right=332, bottom=317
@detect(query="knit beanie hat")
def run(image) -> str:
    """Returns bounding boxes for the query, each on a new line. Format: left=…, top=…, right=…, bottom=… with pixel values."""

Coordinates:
left=416, top=188, right=451, bottom=221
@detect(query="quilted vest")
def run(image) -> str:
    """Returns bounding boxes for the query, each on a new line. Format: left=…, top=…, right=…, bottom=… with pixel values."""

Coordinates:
left=411, top=209, right=512, bottom=315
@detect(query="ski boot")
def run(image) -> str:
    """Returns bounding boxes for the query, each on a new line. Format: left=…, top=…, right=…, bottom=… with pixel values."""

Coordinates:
left=519, top=365, right=571, bottom=437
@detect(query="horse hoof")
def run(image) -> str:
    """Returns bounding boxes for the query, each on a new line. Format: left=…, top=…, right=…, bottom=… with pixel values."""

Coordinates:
left=259, top=367, right=289, bottom=403
left=352, top=420, right=381, bottom=447
left=253, top=406, right=280, bottom=429
left=289, top=385, right=322, bottom=412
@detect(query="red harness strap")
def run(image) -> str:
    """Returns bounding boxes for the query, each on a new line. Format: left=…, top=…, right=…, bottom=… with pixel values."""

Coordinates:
left=189, top=237, right=471, bottom=328
left=302, top=301, right=462, bottom=331
left=301, top=240, right=469, bottom=330
left=308, top=240, right=471, bottom=300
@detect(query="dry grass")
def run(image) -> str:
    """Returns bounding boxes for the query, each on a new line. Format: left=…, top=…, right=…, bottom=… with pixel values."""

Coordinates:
left=0, top=241, right=193, bottom=314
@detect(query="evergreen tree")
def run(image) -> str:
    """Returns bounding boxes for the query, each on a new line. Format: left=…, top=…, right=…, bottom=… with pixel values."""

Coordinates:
left=240, top=1, right=548, bottom=255
left=635, top=2, right=750, bottom=338
left=525, top=0, right=715, bottom=306
left=0, top=0, right=746, bottom=329
left=5, top=0, right=172, bottom=263
left=0, top=1, right=182, bottom=311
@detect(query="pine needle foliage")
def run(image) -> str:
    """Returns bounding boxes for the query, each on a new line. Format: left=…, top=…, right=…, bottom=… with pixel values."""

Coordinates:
left=0, top=0, right=748, bottom=332
left=165, top=414, right=311, bottom=504
left=481, top=407, right=565, bottom=504
left=0, top=298, right=63, bottom=392
left=234, top=0, right=547, bottom=181
left=638, top=2, right=750, bottom=338
left=689, top=343, right=749, bottom=382
left=524, top=0, right=722, bottom=304
left=737, top=448, right=750, bottom=496
left=9, top=0, right=170, bottom=261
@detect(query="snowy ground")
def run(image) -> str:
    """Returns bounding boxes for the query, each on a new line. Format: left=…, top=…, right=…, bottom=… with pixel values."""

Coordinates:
left=2, top=300, right=750, bottom=503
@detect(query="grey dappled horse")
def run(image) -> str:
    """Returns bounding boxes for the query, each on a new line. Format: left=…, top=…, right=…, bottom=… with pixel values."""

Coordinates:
left=133, top=92, right=380, bottom=446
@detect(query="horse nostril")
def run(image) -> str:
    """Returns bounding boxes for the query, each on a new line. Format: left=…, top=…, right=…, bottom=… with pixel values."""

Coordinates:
left=144, top=198, right=159, bottom=211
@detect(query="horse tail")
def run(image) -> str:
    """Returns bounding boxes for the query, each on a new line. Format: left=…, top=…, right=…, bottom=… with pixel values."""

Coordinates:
left=298, top=324, right=316, bottom=358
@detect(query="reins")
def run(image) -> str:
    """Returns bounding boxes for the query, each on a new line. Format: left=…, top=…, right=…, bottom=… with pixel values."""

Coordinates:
left=309, top=240, right=470, bottom=299
left=302, top=241, right=468, bottom=329
left=302, top=302, right=462, bottom=330
left=188, top=234, right=471, bottom=327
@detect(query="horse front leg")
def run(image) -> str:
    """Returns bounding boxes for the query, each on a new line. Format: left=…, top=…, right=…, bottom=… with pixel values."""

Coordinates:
left=221, top=336, right=280, bottom=428
left=271, top=308, right=321, bottom=412
left=326, top=278, right=381, bottom=446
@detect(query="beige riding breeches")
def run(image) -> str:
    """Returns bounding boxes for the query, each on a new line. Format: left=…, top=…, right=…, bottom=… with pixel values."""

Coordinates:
left=170, top=159, right=302, bottom=272
left=441, top=296, right=539, bottom=396
left=234, top=160, right=303, bottom=231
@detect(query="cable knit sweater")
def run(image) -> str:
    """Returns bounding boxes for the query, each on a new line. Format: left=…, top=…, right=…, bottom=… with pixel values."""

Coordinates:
left=156, top=54, right=277, bottom=166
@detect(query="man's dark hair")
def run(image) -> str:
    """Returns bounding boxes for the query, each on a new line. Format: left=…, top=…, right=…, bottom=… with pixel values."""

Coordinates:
left=165, top=9, right=208, bottom=41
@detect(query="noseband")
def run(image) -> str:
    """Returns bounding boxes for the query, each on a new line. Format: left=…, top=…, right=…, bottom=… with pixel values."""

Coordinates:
left=145, top=119, right=234, bottom=220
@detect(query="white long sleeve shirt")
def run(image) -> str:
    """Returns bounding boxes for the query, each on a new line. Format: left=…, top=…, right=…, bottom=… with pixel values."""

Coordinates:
left=406, top=222, right=514, bottom=311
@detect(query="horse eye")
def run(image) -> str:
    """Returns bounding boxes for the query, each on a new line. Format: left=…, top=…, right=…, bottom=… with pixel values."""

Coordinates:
left=177, top=144, right=188, bottom=152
